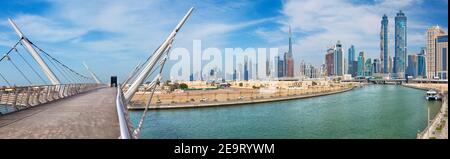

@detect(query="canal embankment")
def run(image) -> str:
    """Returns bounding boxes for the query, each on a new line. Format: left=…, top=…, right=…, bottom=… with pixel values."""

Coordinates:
left=402, top=83, right=448, bottom=139
left=417, top=93, right=448, bottom=139
left=128, top=85, right=356, bottom=110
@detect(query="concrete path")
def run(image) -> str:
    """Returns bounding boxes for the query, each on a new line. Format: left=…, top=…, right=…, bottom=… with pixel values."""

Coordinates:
left=0, top=87, right=119, bottom=139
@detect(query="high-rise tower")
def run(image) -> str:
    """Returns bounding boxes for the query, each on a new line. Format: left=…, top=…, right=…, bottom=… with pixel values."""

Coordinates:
left=380, top=14, right=389, bottom=74
left=394, top=10, right=407, bottom=78
left=334, top=41, right=344, bottom=76
left=426, top=26, right=447, bottom=79
left=286, top=25, right=294, bottom=77
left=348, top=45, right=355, bottom=75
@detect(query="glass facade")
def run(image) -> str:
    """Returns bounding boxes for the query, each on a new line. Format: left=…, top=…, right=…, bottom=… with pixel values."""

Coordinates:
left=334, top=41, right=344, bottom=76
left=417, top=48, right=427, bottom=78
left=357, top=52, right=365, bottom=77
left=381, top=14, right=389, bottom=74
left=348, top=45, right=355, bottom=76
left=406, top=54, right=417, bottom=78
left=394, top=10, right=407, bottom=78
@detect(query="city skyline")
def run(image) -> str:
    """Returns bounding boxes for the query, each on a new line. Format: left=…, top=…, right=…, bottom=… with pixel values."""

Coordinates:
left=0, top=0, right=448, bottom=84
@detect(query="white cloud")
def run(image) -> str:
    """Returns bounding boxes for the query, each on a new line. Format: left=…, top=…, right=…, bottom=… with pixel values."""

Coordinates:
left=0, top=0, right=272, bottom=82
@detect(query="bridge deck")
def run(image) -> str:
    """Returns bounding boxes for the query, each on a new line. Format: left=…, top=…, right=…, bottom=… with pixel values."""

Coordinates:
left=0, top=87, right=119, bottom=139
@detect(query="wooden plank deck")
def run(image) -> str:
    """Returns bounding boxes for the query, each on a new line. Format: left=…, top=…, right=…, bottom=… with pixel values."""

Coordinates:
left=0, top=87, right=119, bottom=139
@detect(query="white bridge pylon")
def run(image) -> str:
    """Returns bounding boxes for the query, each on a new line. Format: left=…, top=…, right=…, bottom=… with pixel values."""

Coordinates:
left=83, top=62, right=102, bottom=84
left=123, top=7, right=194, bottom=102
left=8, top=18, right=61, bottom=85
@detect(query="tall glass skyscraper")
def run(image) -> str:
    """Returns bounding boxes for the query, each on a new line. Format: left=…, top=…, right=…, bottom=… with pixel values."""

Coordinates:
left=285, top=25, right=294, bottom=77
left=334, top=41, right=344, bottom=76
left=417, top=47, right=427, bottom=78
left=348, top=45, right=355, bottom=75
left=394, top=10, right=407, bottom=78
left=357, top=51, right=365, bottom=77
left=380, top=14, right=389, bottom=74
left=406, top=54, right=418, bottom=78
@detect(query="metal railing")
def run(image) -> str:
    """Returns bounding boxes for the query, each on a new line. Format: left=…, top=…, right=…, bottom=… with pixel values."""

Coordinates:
left=115, top=85, right=133, bottom=139
left=0, top=84, right=104, bottom=115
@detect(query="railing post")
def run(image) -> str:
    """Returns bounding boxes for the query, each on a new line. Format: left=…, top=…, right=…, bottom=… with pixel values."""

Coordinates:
left=57, top=85, right=62, bottom=99
left=35, top=87, right=42, bottom=105
left=44, top=85, right=50, bottom=103
left=11, top=90, right=19, bottom=109
left=0, top=90, right=3, bottom=105
left=52, top=85, right=58, bottom=100
left=69, top=84, right=73, bottom=96
left=62, top=85, right=68, bottom=98
left=48, top=85, right=55, bottom=101
left=24, top=87, right=31, bottom=107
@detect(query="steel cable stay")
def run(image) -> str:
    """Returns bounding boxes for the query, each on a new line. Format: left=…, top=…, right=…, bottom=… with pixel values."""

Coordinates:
left=0, top=39, right=22, bottom=62
left=28, top=41, right=92, bottom=81
left=41, top=52, right=71, bottom=84
left=127, top=44, right=173, bottom=107
left=57, top=63, right=77, bottom=83
left=133, top=44, right=173, bottom=138
left=53, top=58, right=80, bottom=83
left=0, top=72, right=11, bottom=86
left=128, top=60, right=164, bottom=108
left=14, top=44, right=48, bottom=84
left=40, top=51, right=87, bottom=82
left=6, top=55, right=33, bottom=85
left=0, top=39, right=23, bottom=86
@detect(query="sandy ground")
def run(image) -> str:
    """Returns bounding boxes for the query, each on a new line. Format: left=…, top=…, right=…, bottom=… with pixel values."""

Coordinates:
left=129, top=84, right=353, bottom=106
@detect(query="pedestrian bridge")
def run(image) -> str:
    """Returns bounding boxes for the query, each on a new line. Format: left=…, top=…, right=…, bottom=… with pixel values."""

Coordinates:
left=0, top=87, right=120, bottom=139
left=0, top=8, right=194, bottom=139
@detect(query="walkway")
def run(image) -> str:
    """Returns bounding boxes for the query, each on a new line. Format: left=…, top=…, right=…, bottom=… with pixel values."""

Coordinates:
left=0, top=87, right=119, bottom=139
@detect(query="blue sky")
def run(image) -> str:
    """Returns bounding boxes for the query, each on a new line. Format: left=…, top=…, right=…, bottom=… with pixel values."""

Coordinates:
left=0, top=0, right=448, bottom=85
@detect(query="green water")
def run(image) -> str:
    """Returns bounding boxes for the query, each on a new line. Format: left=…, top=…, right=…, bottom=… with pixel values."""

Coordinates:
left=129, top=85, right=442, bottom=139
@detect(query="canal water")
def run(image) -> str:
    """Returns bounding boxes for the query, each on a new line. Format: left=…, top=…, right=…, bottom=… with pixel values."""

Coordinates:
left=129, top=85, right=442, bottom=139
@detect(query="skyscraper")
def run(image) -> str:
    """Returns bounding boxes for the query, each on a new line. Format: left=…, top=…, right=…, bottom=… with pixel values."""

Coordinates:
left=325, top=48, right=335, bottom=76
left=417, top=47, right=427, bottom=78
left=357, top=51, right=366, bottom=77
left=365, top=58, right=372, bottom=76
left=285, top=25, right=295, bottom=77
left=426, top=26, right=446, bottom=79
left=394, top=10, right=407, bottom=79
left=406, top=54, right=418, bottom=78
left=334, top=41, right=344, bottom=76
left=276, top=56, right=284, bottom=78
left=244, top=60, right=249, bottom=81
left=348, top=45, right=355, bottom=75
left=436, top=35, right=448, bottom=79
left=373, top=59, right=381, bottom=74
left=380, top=14, right=390, bottom=74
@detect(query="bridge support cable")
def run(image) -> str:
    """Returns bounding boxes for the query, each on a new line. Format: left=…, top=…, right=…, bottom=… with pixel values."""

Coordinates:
left=6, top=55, right=33, bottom=85
left=116, top=7, right=194, bottom=139
left=41, top=52, right=72, bottom=84
left=29, top=41, right=92, bottom=83
left=0, top=40, right=22, bottom=62
left=133, top=51, right=171, bottom=139
left=121, top=61, right=143, bottom=89
left=14, top=45, right=48, bottom=84
left=0, top=72, right=11, bottom=86
left=8, top=18, right=61, bottom=85
left=127, top=61, right=164, bottom=108
left=0, top=40, right=22, bottom=86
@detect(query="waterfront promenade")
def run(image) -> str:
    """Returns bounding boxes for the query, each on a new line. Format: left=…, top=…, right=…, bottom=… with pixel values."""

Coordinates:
left=0, top=87, right=119, bottom=139
left=417, top=93, right=448, bottom=139
left=128, top=85, right=355, bottom=109
left=403, top=83, right=448, bottom=139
